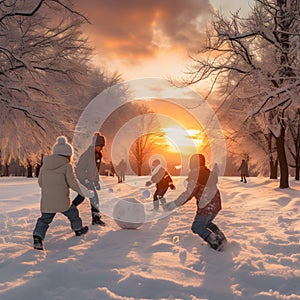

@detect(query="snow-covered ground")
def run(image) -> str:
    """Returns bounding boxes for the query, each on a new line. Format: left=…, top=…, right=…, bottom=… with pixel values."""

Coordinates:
left=0, top=176, right=300, bottom=300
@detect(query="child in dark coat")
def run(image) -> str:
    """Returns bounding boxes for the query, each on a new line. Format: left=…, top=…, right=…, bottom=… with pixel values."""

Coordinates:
left=75, top=132, right=106, bottom=226
left=165, top=154, right=226, bottom=251
left=145, top=159, right=176, bottom=211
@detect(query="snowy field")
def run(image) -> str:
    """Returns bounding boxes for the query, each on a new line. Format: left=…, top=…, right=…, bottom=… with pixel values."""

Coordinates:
left=0, top=176, right=300, bottom=300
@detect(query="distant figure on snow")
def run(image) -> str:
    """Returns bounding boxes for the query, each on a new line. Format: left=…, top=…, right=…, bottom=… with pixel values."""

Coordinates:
left=33, top=136, right=90, bottom=250
left=116, top=159, right=127, bottom=183
left=238, top=159, right=249, bottom=183
left=107, top=161, right=115, bottom=177
left=145, top=159, right=176, bottom=211
left=164, top=154, right=227, bottom=251
left=75, top=132, right=106, bottom=226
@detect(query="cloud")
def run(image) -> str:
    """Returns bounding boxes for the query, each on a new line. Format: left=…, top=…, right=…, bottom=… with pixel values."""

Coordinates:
left=74, top=0, right=212, bottom=62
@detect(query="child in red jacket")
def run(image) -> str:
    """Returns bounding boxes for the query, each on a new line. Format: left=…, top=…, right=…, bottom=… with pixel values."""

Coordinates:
left=145, top=159, right=176, bottom=211
left=165, top=154, right=226, bottom=251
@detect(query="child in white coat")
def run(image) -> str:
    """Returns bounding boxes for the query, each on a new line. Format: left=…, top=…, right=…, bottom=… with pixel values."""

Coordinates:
left=33, top=136, right=92, bottom=250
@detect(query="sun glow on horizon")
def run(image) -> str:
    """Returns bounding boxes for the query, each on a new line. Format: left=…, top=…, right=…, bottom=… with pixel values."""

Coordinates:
left=162, top=127, right=204, bottom=154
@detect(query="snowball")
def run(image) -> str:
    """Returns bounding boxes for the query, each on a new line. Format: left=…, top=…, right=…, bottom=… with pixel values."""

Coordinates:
left=142, top=189, right=151, bottom=199
left=113, top=198, right=145, bottom=229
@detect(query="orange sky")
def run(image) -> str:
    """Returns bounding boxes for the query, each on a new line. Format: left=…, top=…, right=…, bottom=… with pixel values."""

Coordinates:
left=144, top=99, right=207, bottom=154
left=74, top=1, right=253, bottom=84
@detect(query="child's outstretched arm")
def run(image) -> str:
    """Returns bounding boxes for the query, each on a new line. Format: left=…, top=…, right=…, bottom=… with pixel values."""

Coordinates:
left=164, top=177, right=196, bottom=211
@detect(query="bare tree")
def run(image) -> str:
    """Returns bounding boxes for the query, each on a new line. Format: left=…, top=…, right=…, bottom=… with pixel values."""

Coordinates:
left=99, top=101, right=167, bottom=176
left=130, top=132, right=167, bottom=176
left=123, top=103, right=165, bottom=176
left=183, top=0, right=300, bottom=188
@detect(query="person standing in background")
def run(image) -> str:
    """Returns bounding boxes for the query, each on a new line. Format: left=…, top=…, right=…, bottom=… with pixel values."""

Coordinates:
left=116, top=159, right=127, bottom=183
left=238, top=159, right=249, bottom=183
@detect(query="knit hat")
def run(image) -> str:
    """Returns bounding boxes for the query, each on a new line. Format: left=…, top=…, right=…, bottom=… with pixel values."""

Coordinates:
left=189, top=154, right=206, bottom=169
left=53, top=136, right=73, bottom=156
left=92, top=132, right=105, bottom=147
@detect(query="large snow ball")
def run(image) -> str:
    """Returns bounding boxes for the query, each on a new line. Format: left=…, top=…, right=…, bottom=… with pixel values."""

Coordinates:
left=113, top=198, right=145, bottom=229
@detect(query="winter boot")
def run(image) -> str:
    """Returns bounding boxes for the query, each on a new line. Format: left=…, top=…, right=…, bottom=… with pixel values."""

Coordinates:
left=204, top=232, right=222, bottom=251
left=153, top=199, right=159, bottom=211
left=160, top=197, right=167, bottom=210
left=208, top=223, right=227, bottom=243
left=33, top=235, right=44, bottom=251
left=75, top=226, right=89, bottom=236
left=92, top=213, right=106, bottom=226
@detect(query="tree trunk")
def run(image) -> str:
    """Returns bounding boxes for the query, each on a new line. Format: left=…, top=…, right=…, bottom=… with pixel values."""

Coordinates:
left=269, top=156, right=278, bottom=179
left=276, top=125, right=289, bottom=188
left=137, top=163, right=142, bottom=176
left=35, top=164, right=41, bottom=177
left=35, top=154, right=44, bottom=177
left=27, top=164, right=33, bottom=178
left=4, top=164, right=9, bottom=176
left=295, top=161, right=300, bottom=181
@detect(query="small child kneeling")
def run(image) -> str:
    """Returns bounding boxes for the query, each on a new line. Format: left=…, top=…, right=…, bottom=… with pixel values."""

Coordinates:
left=165, top=154, right=226, bottom=251
left=33, top=136, right=93, bottom=250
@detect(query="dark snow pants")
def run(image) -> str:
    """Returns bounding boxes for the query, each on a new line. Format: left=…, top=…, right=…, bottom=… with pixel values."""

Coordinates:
left=77, top=181, right=100, bottom=214
left=191, top=213, right=218, bottom=240
left=153, top=187, right=168, bottom=210
left=33, top=204, right=82, bottom=240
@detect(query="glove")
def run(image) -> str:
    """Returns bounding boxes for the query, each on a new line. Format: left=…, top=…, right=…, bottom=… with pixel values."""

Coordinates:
left=164, top=201, right=177, bottom=211
left=77, top=180, right=95, bottom=198
left=94, top=182, right=100, bottom=190
left=170, top=184, right=176, bottom=190
left=145, top=181, right=152, bottom=187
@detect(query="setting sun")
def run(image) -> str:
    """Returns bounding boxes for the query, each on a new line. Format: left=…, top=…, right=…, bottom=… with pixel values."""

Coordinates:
left=162, top=127, right=204, bottom=154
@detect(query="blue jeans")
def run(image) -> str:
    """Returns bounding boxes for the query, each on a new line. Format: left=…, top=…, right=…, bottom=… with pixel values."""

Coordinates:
left=80, top=181, right=100, bottom=214
left=191, top=213, right=218, bottom=240
left=33, top=205, right=82, bottom=239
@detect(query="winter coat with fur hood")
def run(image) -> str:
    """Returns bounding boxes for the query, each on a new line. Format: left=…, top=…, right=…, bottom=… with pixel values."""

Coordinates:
left=38, top=155, right=84, bottom=213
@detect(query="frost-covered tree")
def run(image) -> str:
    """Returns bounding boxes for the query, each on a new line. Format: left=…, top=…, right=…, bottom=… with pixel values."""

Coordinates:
left=184, top=0, right=300, bottom=188
left=286, top=109, right=300, bottom=180
left=0, top=0, right=102, bottom=170
left=219, top=92, right=279, bottom=178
